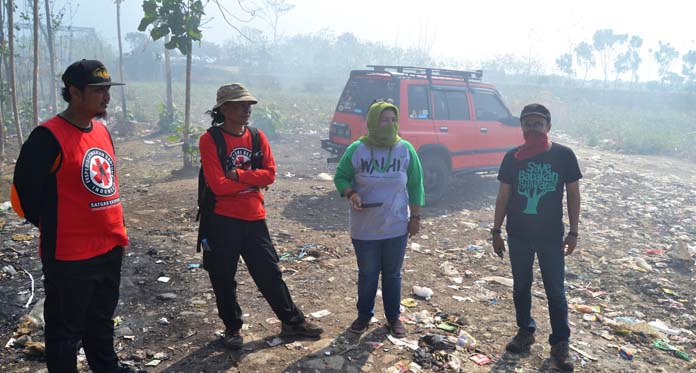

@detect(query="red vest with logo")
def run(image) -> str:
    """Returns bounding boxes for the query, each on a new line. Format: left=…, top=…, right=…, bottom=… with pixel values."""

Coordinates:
left=42, top=117, right=128, bottom=260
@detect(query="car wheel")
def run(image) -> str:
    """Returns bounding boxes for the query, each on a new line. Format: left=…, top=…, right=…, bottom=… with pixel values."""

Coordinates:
left=420, top=154, right=450, bottom=205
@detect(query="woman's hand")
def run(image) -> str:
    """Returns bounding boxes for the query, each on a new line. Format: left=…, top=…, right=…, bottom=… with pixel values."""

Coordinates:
left=349, top=192, right=363, bottom=211
left=225, top=168, right=239, bottom=180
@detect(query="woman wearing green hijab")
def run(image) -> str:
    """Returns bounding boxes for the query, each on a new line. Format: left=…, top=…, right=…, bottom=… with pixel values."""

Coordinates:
left=334, top=101, right=425, bottom=338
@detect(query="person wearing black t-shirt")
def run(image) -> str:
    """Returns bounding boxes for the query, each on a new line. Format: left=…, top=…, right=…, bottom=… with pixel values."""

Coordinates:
left=491, top=104, right=581, bottom=372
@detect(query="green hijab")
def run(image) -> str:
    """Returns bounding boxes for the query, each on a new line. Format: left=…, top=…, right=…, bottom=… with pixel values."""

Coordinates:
left=359, top=101, right=401, bottom=148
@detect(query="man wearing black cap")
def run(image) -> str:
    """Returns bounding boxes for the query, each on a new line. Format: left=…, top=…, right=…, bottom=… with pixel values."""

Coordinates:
left=490, top=104, right=581, bottom=371
left=11, top=60, right=143, bottom=373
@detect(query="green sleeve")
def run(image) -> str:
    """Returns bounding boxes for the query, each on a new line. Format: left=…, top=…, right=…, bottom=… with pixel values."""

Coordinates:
left=405, top=141, right=425, bottom=206
left=333, top=141, right=361, bottom=195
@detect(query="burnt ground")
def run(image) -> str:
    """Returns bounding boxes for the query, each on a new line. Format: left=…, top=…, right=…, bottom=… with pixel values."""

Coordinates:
left=1, top=130, right=696, bottom=373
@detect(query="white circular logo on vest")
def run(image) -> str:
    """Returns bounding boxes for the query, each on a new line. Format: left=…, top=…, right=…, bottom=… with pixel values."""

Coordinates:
left=82, top=148, right=116, bottom=196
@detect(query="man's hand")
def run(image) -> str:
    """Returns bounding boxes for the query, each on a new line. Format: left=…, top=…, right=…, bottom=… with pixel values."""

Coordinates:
left=492, top=235, right=506, bottom=259
left=562, top=234, right=578, bottom=256
left=408, top=218, right=420, bottom=238
left=225, top=168, right=239, bottom=181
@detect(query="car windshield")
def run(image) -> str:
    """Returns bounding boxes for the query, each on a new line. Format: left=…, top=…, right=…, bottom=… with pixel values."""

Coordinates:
left=336, top=77, right=397, bottom=115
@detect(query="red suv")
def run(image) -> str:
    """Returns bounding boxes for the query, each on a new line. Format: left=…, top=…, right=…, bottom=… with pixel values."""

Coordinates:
left=321, top=65, right=522, bottom=202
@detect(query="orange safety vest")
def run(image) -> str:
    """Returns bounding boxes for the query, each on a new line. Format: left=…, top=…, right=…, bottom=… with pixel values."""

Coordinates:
left=41, top=117, right=128, bottom=260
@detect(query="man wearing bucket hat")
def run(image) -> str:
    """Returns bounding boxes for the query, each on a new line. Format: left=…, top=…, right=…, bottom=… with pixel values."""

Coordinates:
left=490, top=104, right=581, bottom=371
left=11, top=60, right=144, bottom=372
left=199, top=83, right=323, bottom=350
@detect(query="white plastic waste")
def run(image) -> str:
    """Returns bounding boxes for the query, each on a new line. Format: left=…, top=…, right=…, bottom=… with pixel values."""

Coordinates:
left=412, top=286, right=434, bottom=300
left=649, top=319, right=681, bottom=336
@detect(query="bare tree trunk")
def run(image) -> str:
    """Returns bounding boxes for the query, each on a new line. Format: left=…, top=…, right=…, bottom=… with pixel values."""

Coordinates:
left=7, top=0, right=22, bottom=144
left=164, top=34, right=173, bottom=114
left=116, top=1, right=127, bottom=122
left=44, top=0, right=56, bottom=111
left=32, top=0, right=39, bottom=127
left=183, top=40, right=192, bottom=169
left=0, top=0, right=6, bottom=159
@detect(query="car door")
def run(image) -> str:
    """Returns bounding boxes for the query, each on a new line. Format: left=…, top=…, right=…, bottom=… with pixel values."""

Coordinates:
left=470, top=88, right=522, bottom=166
left=432, top=86, right=490, bottom=170
left=398, top=82, right=437, bottom=151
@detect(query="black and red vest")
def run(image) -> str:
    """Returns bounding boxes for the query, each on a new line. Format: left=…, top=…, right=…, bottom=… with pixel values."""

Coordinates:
left=42, top=117, right=128, bottom=260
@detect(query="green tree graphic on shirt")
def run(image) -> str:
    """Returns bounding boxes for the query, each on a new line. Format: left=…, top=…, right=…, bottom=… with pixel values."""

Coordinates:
left=517, top=162, right=558, bottom=214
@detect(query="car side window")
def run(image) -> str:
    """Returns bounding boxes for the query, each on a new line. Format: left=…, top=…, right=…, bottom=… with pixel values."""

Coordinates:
left=432, top=90, right=448, bottom=120
left=433, top=90, right=470, bottom=120
left=407, top=85, right=430, bottom=119
left=471, top=90, right=509, bottom=121
left=446, top=91, right=470, bottom=120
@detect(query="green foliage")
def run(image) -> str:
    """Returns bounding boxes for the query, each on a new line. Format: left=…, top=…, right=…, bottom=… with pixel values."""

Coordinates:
left=574, top=41, right=595, bottom=80
left=166, top=122, right=204, bottom=160
left=138, top=0, right=207, bottom=55
left=251, top=105, right=283, bottom=139
left=592, top=29, right=628, bottom=83
left=652, top=41, right=680, bottom=84
left=681, top=50, right=696, bottom=82
left=555, top=53, right=573, bottom=79
left=156, top=102, right=182, bottom=133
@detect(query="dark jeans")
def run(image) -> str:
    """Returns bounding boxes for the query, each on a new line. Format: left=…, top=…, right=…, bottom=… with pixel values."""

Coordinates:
left=351, top=234, right=408, bottom=322
left=203, top=214, right=304, bottom=332
left=508, top=235, right=570, bottom=345
left=43, top=247, right=123, bottom=373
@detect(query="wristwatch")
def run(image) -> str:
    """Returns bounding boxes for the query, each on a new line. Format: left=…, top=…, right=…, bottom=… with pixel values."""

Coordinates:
left=490, top=228, right=502, bottom=236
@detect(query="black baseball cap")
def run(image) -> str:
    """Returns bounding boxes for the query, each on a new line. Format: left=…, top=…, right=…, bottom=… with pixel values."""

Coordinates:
left=520, top=103, right=551, bottom=122
left=61, top=59, right=125, bottom=88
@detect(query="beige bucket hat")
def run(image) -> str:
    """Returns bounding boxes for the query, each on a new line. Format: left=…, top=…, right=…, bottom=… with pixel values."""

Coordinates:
left=213, top=83, right=258, bottom=110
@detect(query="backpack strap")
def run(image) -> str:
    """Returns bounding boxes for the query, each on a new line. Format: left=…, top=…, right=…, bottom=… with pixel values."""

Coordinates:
left=208, top=126, right=228, bottom=170
left=247, top=126, right=263, bottom=170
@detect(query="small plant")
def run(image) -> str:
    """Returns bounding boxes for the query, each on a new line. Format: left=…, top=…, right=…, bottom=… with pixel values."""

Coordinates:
left=252, top=104, right=283, bottom=139
left=167, top=123, right=204, bottom=164
left=157, top=102, right=182, bottom=134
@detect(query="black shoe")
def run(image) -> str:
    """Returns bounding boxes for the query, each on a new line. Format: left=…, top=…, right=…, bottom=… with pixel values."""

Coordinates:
left=280, top=321, right=323, bottom=338
left=505, top=328, right=535, bottom=353
left=223, top=329, right=243, bottom=350
left=551, top=341, right=575, bottom=371
left=387, top=319, right=406, bottom=338
left=349, top=318, right=370, bottom=334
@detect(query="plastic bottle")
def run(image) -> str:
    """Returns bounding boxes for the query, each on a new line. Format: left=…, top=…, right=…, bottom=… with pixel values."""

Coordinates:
left=201, top=238, right=212, bottom=252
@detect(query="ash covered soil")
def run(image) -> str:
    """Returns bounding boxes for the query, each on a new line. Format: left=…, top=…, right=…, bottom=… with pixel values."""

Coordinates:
left=1, top=130, right=696, bottom=373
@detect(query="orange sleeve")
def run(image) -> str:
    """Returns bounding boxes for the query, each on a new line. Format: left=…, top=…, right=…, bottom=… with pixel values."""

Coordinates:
left=10, top=184, right=25, bottom=218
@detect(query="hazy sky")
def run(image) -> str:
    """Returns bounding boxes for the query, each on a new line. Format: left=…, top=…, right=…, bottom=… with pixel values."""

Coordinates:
left=71, top=0, right=695, bottom=80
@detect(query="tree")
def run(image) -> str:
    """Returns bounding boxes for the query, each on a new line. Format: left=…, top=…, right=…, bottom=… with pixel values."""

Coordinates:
left=592, top=28, right=628, bottom=86
left=518, top=162, right=559, bottom=214
left=44, top=0, right=57, bottom=111
left=163, top=34, right=173, bottom=122
left=32, top=0, right=39, bottom=127
left=258, top=0, right=294, bottom=46
left=0, top=0, right=6, bottom=159
left=7, top=0, right=22, bottom=144
left=574, top=41, right=594, bottom=82
left=626, top=36, right=643, bottom=84
left=682, top=50, right=696, bottom=83
left=115, top=0, right=127, bottom=123
left=652, top=41, right=679, bottom=87
left=139, top=0, right=206, bottom=170
left=555, top=53, right=573, bottom=82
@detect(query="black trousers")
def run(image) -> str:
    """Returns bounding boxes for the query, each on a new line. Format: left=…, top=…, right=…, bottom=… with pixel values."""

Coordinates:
left=203, top=214, right=304, bottom=331
left=43, top=247, right=123, bottom=373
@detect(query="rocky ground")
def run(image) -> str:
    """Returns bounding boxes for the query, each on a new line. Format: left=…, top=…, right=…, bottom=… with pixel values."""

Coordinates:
left=1, top=129, right=695, bottom=373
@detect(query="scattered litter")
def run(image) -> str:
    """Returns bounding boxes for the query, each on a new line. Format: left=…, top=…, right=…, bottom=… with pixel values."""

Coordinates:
left=456, top=330, right=477, bottom=350
left=315, top=172, right=333, bottom=181
left=310, top=309, right=331, bottom=318
left=145, top=359, right=161, bottom=367
left=436, top=322, right=458, bottom=333
left=466, top=244, right=483, bottom=252
left=266, top=337, right=284, bottom=347
left=412, top=286, right=433, bottom=300
left=573, top=304, right=600, bottom=314
left=386, top=335, right=419, bottom=350
left=158, top=317, right=169, bottom=326
left=419, top=334, right=456, bottom=351
left=265, top=317, right=280, bottom=325
left=469, top=353, right=492, bottom=365
left=157, top=276, right=171, bottom=283
left=439, top=261, right=459, bottom=276
left=11, top=234, right=33, bottom=241
left=481, top=276, right=514, bottom=287
left=569, top=344, right=598, bottom=361
left=187, top=263, right=200, bottom=270
left=401, top=298, right=418, bottom=308
left=648, top=319, right=681, bottom=336
left=619, top=345, right=635, bottom=360
left=143, top=140, right=155, bottom=145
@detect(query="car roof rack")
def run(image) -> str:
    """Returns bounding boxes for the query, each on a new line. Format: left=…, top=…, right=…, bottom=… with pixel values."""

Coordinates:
left=364, top=65, right=483, bottom=81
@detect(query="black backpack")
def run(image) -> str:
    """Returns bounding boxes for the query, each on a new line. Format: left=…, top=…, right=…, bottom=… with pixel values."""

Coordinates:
left=196, top=125, right=262, bottom=252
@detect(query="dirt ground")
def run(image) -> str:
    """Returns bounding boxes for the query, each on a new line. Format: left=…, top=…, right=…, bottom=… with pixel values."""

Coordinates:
left=1, top=129, right=695, bottom=373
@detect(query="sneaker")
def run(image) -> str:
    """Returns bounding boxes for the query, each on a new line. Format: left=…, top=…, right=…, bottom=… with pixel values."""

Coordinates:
left=349, top=318, right=370, bottom=334
left=387, top=319, right=406, bottom=338
left=223, top=329, right=243, bottom=350
left=280, top=321, right=323, bottom=338
left=505, top=328, right=535, bottom=353
left=550, top=341, right=575, bottom=371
